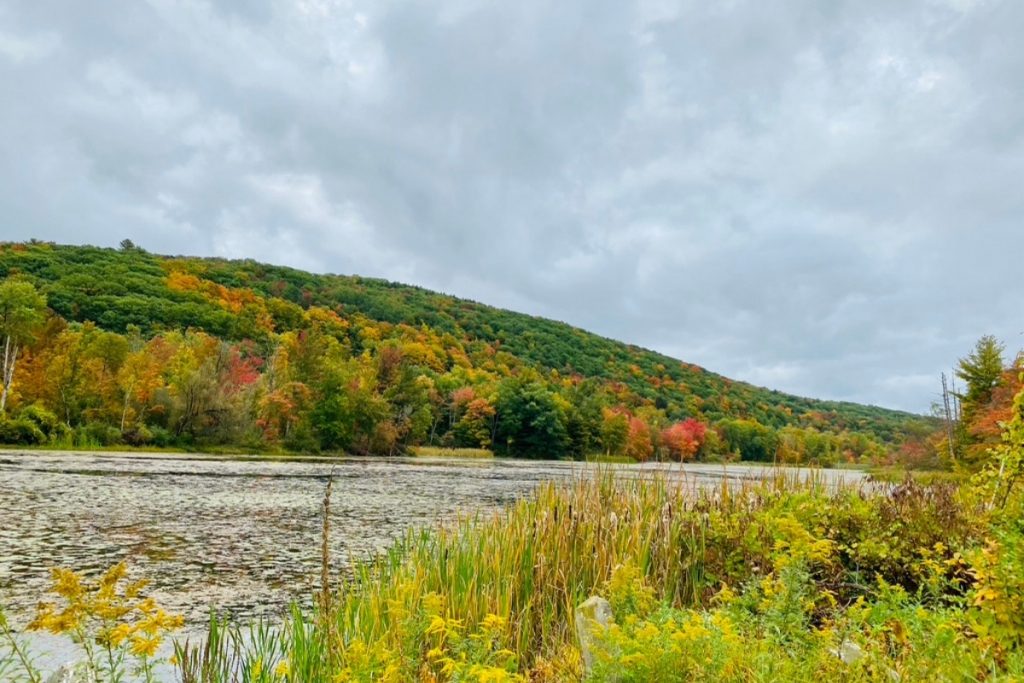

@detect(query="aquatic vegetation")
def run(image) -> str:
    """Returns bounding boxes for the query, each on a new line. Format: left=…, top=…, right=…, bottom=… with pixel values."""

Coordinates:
left=172, top=470, right=1020, bottom=680
left=410, top=447, right=495, bottom=459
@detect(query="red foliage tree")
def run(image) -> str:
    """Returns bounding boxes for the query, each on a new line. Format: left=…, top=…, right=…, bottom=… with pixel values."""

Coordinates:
left=661, top=418, right=707, bottom=461
left=624, top=416, right=653, bottom=462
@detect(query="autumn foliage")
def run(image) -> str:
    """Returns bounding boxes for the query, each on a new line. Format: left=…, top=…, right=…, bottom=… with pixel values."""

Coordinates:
left=661, top=418, right=706, bottom=461
left=0, top=242, right=922, bottom=462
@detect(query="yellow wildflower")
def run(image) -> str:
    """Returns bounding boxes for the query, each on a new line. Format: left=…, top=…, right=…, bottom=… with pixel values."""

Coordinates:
left=125, top=579, right=150, bottom=599
left=100, top=562, right=128, bottom=588
left=426, top=615, right=448, bottom=635
left=108, top=622, right=134, bottom=647
left=481, top=613, right=507, bottom=632
left=130, top=634, right=161, bottom=658
left=51, top=568, right=84, bottom=601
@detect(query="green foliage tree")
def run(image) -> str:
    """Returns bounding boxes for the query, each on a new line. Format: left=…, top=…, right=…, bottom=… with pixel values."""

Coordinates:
left=718, top=418, right=779, bottom=462
left=600, top=409, right=629, bottom=457
left=957, top=335, right=1005, bottom=414
left=0, top=279, right=47, bottom=413
left=312, top=361, right=388, bottom=453
left=563, top=379, right=603, bottom=459
left=494, top=378, right=569, bottom=459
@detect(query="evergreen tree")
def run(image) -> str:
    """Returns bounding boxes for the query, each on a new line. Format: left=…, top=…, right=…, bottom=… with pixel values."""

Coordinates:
left=957, top=335, right=1005, bottom=413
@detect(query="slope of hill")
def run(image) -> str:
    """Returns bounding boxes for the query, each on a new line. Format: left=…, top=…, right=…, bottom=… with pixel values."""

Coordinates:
left=0, top=241, right=930, bottom=460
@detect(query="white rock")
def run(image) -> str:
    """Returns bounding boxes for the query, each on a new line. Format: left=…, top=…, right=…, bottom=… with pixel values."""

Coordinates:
left=46, top=661, right=96, bottom=683
left=575, top=596, right=614, bottom=676
left=835, top=639, right=864, bottom=664
left=833, top=640, right=900, bottom=681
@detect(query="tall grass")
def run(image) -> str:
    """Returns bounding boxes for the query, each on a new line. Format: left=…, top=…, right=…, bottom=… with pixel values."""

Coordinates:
left=336, top=472, right=725, bottom=657
left=410, top=446, right=494, bottom=459
left=173, top=467, right=1009, bottom=681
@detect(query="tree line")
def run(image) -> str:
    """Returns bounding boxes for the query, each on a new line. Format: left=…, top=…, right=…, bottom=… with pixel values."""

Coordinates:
left=0, top=275, right=891, bottom=464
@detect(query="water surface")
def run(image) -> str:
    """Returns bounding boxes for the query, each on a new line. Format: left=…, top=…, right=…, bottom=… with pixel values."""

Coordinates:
left=0, top=451, right=862, bottom=629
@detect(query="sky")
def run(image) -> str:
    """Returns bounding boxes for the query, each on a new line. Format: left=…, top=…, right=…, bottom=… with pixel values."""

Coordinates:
left=1, top=0, right=1021, bottom=414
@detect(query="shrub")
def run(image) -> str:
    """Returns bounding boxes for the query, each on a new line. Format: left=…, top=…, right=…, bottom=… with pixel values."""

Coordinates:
left=0, top=417, right=46, bottom=445
left=147, top=426, right=174, bottom=448
left=121, top=425, right=154, bottom=447
left=17, top=404, right=62, bottom=439
left=76, top=422, right=123, bottom=447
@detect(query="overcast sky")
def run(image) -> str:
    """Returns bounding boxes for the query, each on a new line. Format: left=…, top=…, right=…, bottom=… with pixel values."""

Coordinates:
left=2, top=0, right=1022, bottom=413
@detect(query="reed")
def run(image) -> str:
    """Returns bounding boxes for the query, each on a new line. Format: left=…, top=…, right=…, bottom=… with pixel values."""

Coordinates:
left=169, top=467, right=1017, bottom=680
left=410, top=446, right=495, bottom=459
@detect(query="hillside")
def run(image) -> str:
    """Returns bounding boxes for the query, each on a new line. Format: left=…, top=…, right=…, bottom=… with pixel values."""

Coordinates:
left=0, top=241, right=930, bottom=460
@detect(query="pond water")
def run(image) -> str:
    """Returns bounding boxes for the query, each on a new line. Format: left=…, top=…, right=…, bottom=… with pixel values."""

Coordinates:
left=0, top=451, right=862, bottom=678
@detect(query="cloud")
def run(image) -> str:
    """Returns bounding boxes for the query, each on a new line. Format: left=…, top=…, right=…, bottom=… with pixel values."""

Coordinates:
left=1, top=0, right=1022, bottom=412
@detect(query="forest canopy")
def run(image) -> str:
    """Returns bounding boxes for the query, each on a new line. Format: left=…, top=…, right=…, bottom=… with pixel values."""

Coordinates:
left=0, top=241, right=933, bottom=462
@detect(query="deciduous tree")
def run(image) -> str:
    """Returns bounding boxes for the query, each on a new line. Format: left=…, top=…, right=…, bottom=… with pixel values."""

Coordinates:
left=0, top=280, right=46, bottom=413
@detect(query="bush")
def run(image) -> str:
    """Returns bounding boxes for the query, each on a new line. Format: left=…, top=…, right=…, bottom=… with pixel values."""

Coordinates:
left=121, top=425, right=154, bottom=447
left=283, top=423, right=320, bottom=453
left=76, top=422, right=123, bottom=447
left=147, top=426, right=174, bottom=448
left=17, top=404, right=61, bottom=438
left=0, top=417, right=46, bottom=445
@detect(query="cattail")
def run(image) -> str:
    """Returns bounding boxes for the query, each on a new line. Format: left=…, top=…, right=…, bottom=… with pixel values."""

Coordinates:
left=319, top=471, right=334, bottom=618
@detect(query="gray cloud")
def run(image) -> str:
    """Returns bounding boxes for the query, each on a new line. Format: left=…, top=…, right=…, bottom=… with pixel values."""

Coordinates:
left=1, top=0, right=1022, bottom=412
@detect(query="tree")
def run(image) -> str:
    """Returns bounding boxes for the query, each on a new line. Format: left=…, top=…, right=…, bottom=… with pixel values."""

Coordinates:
left=600, top=408, right=629, bottom=456
left=0, top=280, right=47, bottom=413
left=718, top=418, right=778, bottom=462
left=661, top=418, right=707, bottom=461
left=494, top=379, right=569, bottom=458
left=257, top=381, right=312, bottom=443
left=957, top=335, right=1005, bottom=413
left=453, top=397, right=495, bottom=448
left=564, top=378, right=604, bottom=459
left=116, top=332, right=167, bottom=431
left=624, top=416, right=653, bottom=462
left=312, top=360, right=389, bottom=453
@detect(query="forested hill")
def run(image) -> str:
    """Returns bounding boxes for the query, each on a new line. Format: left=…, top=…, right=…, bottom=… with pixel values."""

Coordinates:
left=0, top=241, right=929, bottom=461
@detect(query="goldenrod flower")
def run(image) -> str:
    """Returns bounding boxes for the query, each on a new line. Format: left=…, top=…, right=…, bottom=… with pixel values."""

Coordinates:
left=426, top=615, right=447, bottom=635
left=481, top=613, right=506, bottom=632
left=100, top=562, right=128, bottom=588
left=274, top=659, right=290, bottom=678
left=51, top=568, right=84, bottom=601
left=130, top=634, right=161, bottom=658
left=108, top=622, right=134, bottom=647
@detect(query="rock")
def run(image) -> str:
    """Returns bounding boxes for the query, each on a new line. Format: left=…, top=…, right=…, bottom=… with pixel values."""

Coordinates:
left=833, top=640, right=900, bottom=681
left=45, top=661, right=96, bottom=683
left=834, top=639, right=864, bottom=664
left=575, top=596, right=614, bottom=676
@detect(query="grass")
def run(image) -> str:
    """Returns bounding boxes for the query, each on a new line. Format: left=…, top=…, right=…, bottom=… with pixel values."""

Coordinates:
left=583, top=453, right=638, bottom=464
left=163, top=460, right=1024, bottom=681
left=410, top=446, right=495, bottom=459
left=865, top=465, right=968, bottom=485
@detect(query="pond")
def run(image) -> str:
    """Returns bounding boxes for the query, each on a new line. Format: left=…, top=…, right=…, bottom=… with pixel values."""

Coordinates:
left=0, top=451, right=862, bottom=677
